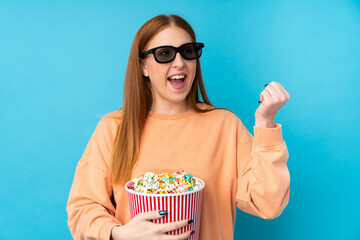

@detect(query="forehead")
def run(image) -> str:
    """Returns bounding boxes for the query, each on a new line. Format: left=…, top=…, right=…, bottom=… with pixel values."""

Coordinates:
left=146, top=26, right=193, bottom=49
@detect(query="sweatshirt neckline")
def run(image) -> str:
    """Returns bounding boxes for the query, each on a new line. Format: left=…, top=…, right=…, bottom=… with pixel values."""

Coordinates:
left=148, top=108, right=196, bottom=120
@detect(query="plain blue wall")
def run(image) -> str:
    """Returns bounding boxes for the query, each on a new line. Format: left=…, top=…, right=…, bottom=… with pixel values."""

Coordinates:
left=1, top=0, right=359, bottom=239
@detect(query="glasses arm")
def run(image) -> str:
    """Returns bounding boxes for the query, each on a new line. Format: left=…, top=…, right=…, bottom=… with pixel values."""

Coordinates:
left=140, top=49, right=153, bottom=59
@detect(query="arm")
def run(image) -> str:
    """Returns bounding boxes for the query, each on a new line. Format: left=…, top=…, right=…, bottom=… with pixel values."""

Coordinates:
left=235, top=119, right=290, bottom=219
left=67, top=117, right=122, bottom=239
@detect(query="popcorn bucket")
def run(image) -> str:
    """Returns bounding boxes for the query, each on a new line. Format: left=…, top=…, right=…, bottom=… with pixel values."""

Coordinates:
left=125, top=177, right=205, bottom=240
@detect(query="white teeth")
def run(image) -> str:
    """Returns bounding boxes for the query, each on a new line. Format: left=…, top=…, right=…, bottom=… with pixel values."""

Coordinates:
left=169, top=75, right=185, bottom=80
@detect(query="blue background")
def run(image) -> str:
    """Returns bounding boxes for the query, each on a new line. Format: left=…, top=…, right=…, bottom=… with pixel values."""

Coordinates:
left=1, top=0, right=359, bottom=239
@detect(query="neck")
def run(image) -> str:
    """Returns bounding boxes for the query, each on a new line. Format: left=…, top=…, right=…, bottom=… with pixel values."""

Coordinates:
left=150, top=101, right=190, bottom=114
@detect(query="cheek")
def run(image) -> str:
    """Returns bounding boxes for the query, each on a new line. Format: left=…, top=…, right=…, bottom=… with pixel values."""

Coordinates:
left=190, top=61, right=197, bottom=72
left=148, top=63, right=167, bottom=81
left=188, top=62, right=197, bottom=80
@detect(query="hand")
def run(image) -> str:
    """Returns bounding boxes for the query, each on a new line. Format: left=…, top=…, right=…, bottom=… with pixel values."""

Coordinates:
left=255, top=81, right=290, bottom=122
left=111, top=211, right=194, bottom=240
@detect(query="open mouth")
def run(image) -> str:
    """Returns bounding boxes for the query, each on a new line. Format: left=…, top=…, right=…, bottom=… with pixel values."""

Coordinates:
left=167, top=74, right=187, bottom=89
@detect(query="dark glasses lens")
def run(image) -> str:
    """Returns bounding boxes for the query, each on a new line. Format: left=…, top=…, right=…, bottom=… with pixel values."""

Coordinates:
left=154, top=47, right=176, bottom=63
left=181, top=43, right=202, bottom=59
left=142, top=43, right=204, bottom=63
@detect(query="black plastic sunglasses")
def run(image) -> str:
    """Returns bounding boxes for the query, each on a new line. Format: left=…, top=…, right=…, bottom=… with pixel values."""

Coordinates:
left=140, top=42, right=204, bottom=63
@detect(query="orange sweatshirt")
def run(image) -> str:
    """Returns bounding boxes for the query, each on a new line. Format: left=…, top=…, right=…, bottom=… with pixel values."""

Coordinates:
left=66, top=103, right=290, bottom=240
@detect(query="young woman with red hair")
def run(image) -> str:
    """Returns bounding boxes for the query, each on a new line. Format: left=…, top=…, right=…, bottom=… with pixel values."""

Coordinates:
left=67, top=14, right=291, bottom=240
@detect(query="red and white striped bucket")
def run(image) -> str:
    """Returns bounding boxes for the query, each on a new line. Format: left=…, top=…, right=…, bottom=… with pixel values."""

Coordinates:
left=125, top=177, right=205, bottom=240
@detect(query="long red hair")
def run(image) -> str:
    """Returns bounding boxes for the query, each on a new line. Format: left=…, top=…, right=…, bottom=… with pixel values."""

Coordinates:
left=111, top=14, right=223, bottom=185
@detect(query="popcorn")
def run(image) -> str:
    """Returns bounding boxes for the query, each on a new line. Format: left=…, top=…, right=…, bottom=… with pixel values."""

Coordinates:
left=127, top=170, right=202, bottom=194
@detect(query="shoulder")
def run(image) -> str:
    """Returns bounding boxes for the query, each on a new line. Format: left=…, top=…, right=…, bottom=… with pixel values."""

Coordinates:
left=194, top=103, right=245, bottom=130
left=103, top=108, right=123, bottom=120
left=193, top=103, right=247, bottom=133
left=94, top=108, right=123, bottom=134
left=196, top=102, right=240, bottom=122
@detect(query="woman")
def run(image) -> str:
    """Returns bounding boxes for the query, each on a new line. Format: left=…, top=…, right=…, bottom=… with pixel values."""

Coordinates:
left=67, top=14, right=291, bottom=240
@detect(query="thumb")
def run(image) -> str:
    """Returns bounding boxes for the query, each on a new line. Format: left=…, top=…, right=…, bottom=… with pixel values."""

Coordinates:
left=259, top=93, right=264, bottom=103
left=135, top=210, right=167, bottom=221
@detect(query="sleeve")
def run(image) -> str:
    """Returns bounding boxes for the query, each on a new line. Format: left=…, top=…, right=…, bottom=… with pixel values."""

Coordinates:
left=235, top=118, right=290, bottom=219
left=66, top=117, right=122, bottom=240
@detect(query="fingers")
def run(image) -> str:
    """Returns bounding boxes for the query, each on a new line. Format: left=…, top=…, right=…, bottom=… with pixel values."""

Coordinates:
left=133, top=213, right=195, bottom=239
left=264, top=83, right=279, bottom=101
left=260, top=88, right=272, bottom=103
left=270, top=82, right=286, bottom=98
left=135, top=210, right=166, bottom=221
left=277, top=83, right=290, bottom=100
left=160, top=219, right=192, bottom=233
left=268, top=82, right=290, bottom=102
left=260, top=82, right=290, bottom=103
left=165, top=230, right=195, bottom=240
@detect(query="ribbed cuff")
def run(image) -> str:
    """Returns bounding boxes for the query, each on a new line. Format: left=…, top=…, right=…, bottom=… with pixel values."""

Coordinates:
left=253, top=123, right=284, bottom=148
left=99, top=221, right=122, bottom=240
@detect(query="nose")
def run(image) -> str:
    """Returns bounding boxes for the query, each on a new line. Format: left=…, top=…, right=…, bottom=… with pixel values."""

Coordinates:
left=172, top=52, right=185, bottom=68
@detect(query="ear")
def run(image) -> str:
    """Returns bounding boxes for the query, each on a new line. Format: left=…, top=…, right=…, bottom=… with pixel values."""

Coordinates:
left=141, top=60, right=149, bottom=77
